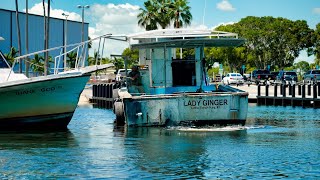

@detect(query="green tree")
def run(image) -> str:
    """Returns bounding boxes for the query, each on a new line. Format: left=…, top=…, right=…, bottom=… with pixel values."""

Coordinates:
left=30, top=54, right=53, bottom=75
left=137, top=0, right=192, bottom=30
left=67, top=51, right=77, bottom=68
left=122, top=48, right=139, bottom=67
left=137, top=0, right=161, bottom=30
left=215, top=16, right=313, bottom=70
left=308, top=23, right=320, bottom=65
left=111, top=57, right=124, bottom=71
left=294, top=60, right=310, bottom=80
left=30, top=54, right=45, bottom=74
left=169, top=0, right=192, bottom=28
left=4, top=47, right=19, bottom=66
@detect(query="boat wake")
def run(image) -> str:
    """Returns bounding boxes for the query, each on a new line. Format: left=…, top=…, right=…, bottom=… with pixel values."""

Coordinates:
left=167, top=125, right=266, bottom=132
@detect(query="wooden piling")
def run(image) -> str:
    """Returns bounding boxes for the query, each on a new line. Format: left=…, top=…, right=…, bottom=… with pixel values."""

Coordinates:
left=256, top=83, right=320, bottom=109
left=91, top=83, right=119, bottom=109
left=288, top=84, right=292, bottom=95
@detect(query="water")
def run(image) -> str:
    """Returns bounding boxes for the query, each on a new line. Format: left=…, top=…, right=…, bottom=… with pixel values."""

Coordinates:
left=0, top=104, right=319, bottom=179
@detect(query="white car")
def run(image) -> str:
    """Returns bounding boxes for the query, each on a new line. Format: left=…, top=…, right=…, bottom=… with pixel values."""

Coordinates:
left=115, top=69, right=131, bottom=82
left=222, top=73, right=244, bottom=85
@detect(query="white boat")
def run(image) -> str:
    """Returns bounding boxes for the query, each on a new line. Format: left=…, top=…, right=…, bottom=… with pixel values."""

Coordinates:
left=113, top=29, right=248, bottom=127
left=0, top=35, right=113, bottom=129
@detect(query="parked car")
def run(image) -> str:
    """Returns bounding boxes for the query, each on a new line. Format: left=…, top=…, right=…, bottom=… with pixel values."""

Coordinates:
left=243, top=73, right=251, bottom=81
left=251, top=69, right=274, bottom=85
left=303, top=70, right=320, bottom=83
left=276, top=71, right=298, bottom=84
left=115, top=69, right=131, bottom=82
left=271, top=71, right=279, bottom=80
left=222, top=73, right=244, bottom=85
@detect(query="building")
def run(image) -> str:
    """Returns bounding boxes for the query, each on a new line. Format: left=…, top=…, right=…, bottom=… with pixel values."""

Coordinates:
left=0, top=8, right=89, bottom=73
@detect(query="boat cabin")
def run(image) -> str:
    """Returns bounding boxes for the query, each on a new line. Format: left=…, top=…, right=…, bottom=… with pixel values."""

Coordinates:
left=126, top=29, right=245, bottom=95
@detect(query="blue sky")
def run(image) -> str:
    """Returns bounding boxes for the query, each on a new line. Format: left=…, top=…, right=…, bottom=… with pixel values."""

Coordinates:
left=1, top=0, right=319, bottom=62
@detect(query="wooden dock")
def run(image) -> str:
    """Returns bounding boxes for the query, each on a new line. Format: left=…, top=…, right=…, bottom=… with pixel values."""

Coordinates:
left=90, top=83, right=120, bottom=108
left=256, top=83, right=320, bottom=108
left=88, top=82, right=320, bottom=109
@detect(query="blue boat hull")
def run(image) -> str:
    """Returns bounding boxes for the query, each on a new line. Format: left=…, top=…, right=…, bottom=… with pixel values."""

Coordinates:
left=123, top=92, right=248, bottom=127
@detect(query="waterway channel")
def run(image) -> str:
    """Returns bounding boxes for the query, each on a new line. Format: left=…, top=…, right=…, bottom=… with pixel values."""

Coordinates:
left=0, top=104, right=319, bottom=179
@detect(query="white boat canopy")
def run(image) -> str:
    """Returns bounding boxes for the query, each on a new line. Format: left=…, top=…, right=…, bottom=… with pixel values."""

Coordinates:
left=127, top=29, right=245, bottom=49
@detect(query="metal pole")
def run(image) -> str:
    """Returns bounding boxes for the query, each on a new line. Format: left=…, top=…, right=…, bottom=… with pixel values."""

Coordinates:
left=15, top=0, right=22, bottom=73
left=81, top=7, right=84, bottom=43
left=25, top=0, right=29, bottom=77
left=62, top=13, right=69, bottom=71
left=78, top=5, right=89, bottom=43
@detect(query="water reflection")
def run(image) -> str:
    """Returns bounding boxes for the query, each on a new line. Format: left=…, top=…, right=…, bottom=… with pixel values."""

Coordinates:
left=0, top=130, right=77, bottom=150
left=117, top=127, right=247, bottom=179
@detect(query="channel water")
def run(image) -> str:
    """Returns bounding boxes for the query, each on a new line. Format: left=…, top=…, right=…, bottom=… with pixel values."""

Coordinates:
left=0, top=104, right=319, bottom=179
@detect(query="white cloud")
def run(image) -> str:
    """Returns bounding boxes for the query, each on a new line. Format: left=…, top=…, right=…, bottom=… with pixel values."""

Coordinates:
left=312, top=8, right=320, bottom=14
left=212, top=21, right=236, bottom=30
left=24, top=2, right=81, bottom=21
left=216, top=0, right=236, bottom=12
left=87, top=3, right=145, bottom=57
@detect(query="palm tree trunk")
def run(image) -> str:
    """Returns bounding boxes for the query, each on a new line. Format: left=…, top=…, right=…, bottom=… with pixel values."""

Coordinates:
left=15, top=0, right=22, bottom=73
left=25, top=0, right=29, bottom=77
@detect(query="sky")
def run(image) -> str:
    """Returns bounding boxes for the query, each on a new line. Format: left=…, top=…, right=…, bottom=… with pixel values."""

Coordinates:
left=1, top=0, right=319, bottom=63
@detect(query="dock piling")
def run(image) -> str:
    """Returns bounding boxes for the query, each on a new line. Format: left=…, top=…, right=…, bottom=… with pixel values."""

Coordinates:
left=91, top=83, right=120, bottom=109
left=256, top=82, right=320, bottom=109
left=302, top=85, right=306, bottom=98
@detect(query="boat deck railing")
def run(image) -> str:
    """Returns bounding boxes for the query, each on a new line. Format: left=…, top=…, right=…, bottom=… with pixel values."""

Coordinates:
left=5, top=33, right=121, bottom=81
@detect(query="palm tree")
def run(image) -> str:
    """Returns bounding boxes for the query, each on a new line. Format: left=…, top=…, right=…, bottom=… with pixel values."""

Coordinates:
left=155, top=0, right=172, bottom=29
left=137, top=0, right=192, bottom=30
left=30, top=54, right=45, bottom=75
left=67, top=51, right=77, bottom=68
left=169, top=0, right=192, bottom=28
left=4, top=47, right=19, bottom=66
left=137, top=0, right=159, bottom=30
left=88, top=51, right=98, bottom=65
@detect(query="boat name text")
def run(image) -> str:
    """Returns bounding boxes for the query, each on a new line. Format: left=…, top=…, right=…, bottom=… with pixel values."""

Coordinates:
left=184, top=99, right=228, bottom=107
left=15, top=85, right=62, bottom=96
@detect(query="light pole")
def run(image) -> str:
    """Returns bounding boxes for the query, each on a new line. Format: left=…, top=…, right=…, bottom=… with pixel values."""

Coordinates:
left=77, top=5, right=90, bottom=43
left=62, top=13, right=69, bottom=71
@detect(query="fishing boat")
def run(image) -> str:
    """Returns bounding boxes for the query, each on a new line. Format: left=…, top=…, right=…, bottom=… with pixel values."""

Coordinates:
left=113, top=29, right=248, bottom=127
left=0, top=34, right=113, bottom=129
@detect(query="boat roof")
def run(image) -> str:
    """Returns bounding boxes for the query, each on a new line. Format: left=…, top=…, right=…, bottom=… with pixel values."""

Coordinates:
left=128, top=29, right=245, bottom=49
left=128, top=29, right=238, bottom=39
left=131, top=38, right=245, bottom=49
